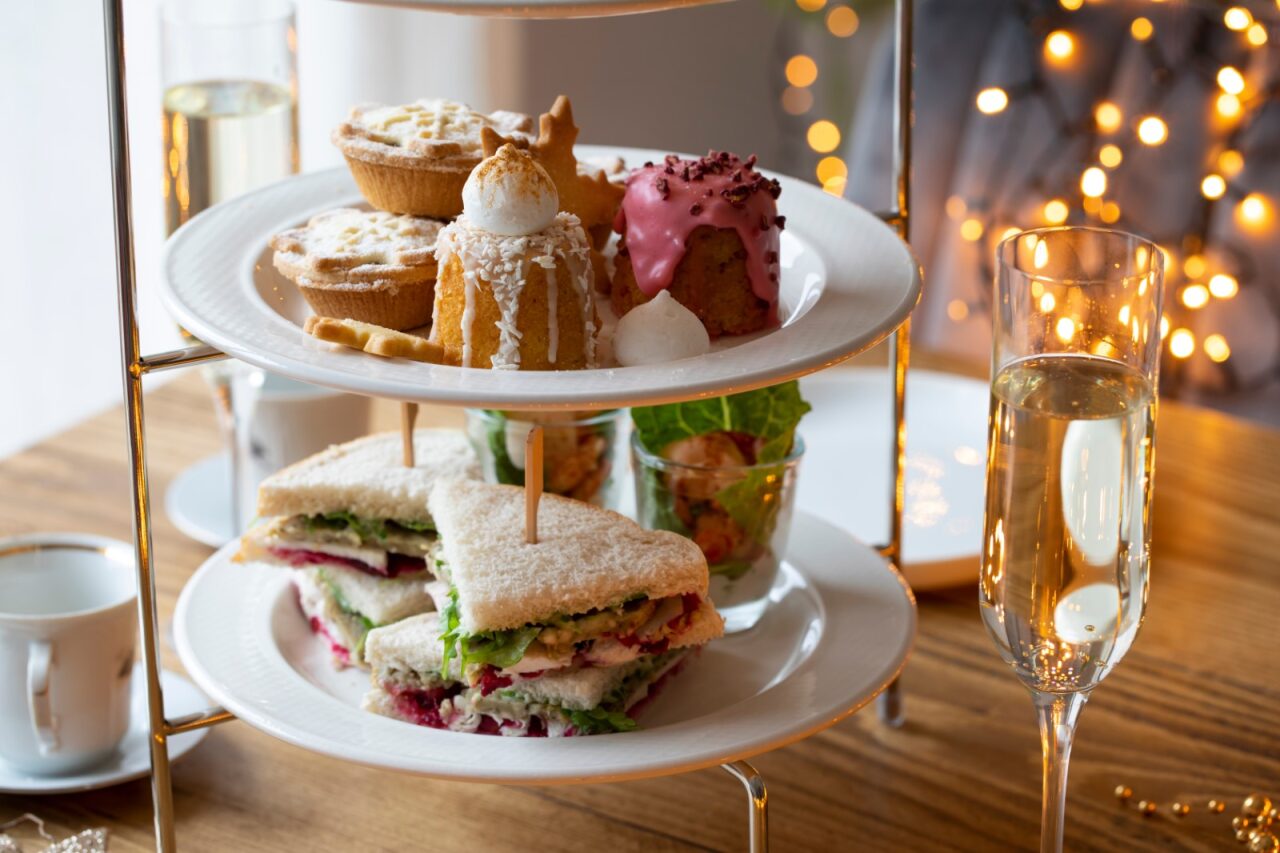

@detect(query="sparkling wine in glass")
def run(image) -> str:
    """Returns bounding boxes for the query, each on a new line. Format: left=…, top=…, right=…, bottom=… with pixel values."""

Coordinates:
left=981, top=227, right=1163, bottom=852
left=161, top=0, right=298, bottom=534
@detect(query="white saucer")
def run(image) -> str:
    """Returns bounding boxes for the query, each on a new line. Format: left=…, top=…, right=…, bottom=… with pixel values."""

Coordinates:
left=0, top=665, right=210, bottom=794
left=797, top=368, right=988, bottom=590
left=165, top=453, right=235, bottom=549
left=174, top=512, right=914, bottom=784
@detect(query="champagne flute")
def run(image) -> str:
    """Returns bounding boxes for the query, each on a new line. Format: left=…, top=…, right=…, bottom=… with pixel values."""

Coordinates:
left=981, top=227, right=1163, bottom=853
left=161, top=0, right=298, bottom=535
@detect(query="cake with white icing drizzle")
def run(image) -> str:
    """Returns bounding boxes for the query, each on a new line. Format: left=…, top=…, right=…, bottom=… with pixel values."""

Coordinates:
left=430, top=144, right=597, bottom=371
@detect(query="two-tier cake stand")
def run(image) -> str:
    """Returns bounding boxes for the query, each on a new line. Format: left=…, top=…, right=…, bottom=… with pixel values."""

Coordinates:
left=102, top=0, right=920, bottom=849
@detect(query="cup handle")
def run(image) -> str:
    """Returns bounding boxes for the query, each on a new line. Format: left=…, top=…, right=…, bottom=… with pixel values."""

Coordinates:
left=27, top=640, right=57, bottom=754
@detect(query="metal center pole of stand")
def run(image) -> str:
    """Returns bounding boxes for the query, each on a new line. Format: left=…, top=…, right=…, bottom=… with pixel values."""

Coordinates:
left=723, top=762, right=769, bottom=853
left=875, top=0, right=914, bottom=730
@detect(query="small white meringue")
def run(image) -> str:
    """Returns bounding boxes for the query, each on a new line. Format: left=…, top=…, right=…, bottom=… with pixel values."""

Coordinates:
left=613, top=290, right=711, bottom=366
left=462, top=144, right=559, bottom=236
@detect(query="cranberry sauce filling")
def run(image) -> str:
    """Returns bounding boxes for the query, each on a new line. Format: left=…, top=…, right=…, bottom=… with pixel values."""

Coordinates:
left=307, top=616, right=351, bottom=666
left=384, top=681, right=554, bottom=737
left=270, top=547, right=426, bottom=579
left=616, top=593, right=702, bottom=654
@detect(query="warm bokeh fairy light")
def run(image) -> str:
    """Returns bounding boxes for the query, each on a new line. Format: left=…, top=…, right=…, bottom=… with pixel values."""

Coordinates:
left=1201, top=174, right=1227, bottom=199
left=947, top=299, right=969, bottom=321
left=1099, top=144, right=1123, bottom=168
left=1130, top=17, right=1154, bottom=41
left=1217, top=93, right=1243, bottom=119
left=1237, top=193, right=1272, bottom=228
left=960, top=218, right=985, bottom=241
left=1040, top=293, right=1057, bottom=313
left=999, top=226, right=1022, bottom=243
left=806, top=120, right=841, bottom=153
left=1223, top=6, right=1253, bottom=31
left=1095, top=101, right=1123, bottom=133
left=1100, top=201, right=1121, bottom=223
left=1169, top=328, right=1196, bottom=358
left=785, top=55, right=818, bottom=88
left=976, top=87, right=1009, bottom=114
left=1059, top=0, right=1083, bottom=9
left=1043, top=198, right=1069, bottom=224
left=1055, top=316, right=1076, bottom=342
left=1219, top=149, right=1245, bottom=176
left=1160, top=315, right=1171, bottom=339
left=815, top=156, right=847, bottom=186
left=781, top=87, right=813, bottom=115
left=1209, top=273, right=1239, bottom=299
left=1204, top=334, right=1231, bottom=362
left=945, top=195, right=967, bottom=219
left=1246, top=22, right=1268, bottom=46
left=1181, top=284, right=1210, bottom=309
left=795, top=0, right=826, bottom=12
left=1045, top=30, right=1075, bottom=61
left=825, top=6, right=858, bottom=37
left=1083, top=195, right=1103, bottom=214
left=1217, top=66, right=1246, bottom=95
left=1183, top=254, right=1207, bottom=279
left=1137, top=116, right=1168, bottom=145
left=1081, top=167, right=1107, bottom=197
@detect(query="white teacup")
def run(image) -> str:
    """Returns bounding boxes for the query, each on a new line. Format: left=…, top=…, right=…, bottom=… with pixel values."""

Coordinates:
left=0, top=534, right=138, bottom=775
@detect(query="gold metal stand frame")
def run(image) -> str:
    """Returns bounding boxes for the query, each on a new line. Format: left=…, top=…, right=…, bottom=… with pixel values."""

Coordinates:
left=102, top=0, right=914, bottom=848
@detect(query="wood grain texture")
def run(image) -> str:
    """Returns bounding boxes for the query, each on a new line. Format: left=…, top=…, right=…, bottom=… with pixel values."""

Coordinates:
left=1, top=353, right=1277, bottom=852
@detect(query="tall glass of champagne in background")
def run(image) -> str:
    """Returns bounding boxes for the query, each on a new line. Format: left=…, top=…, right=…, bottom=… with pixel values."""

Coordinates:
left=161, top=0, right=298, bottom=534
left=981, top=227, right=1163, bottom=853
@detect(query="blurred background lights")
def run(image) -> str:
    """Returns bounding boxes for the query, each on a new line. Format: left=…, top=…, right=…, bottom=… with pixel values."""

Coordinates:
left=976, top=87, right=1009, bottom=114
left=1170, top=328, right=1196, bottom=358
left=1209, top=273, right=1239, bottom=299
left=1059, top=0, right=1083, bottom=9
left=1100, top=201, right=1121, bottom=223
left=1183, top=254, right=1207, bottom=279
left=1095, top=101, right=1123, bottom=133
left=815, top=155, right=847, bottom=185
left=1081, top=166, right=1107, bottom=197
left=1201, top=174, right=1227, bottom=199
left=1137, top=116, right=1168, bottom=145
left=806, top=120, right=840, bottom=153
left=1217, top=93, right=1243, bottom=118
left=1246, top=22, right=1268, bottom=46
left=1044, top=198, right=1069, bottom=224
left=825, top=6, right=858, bottom=37
left=781, top=87, right=813, bottom=116
left=1218, top=149, right=1245, bottom=176
left=1099, top=144, right=1123, bottom=167
left=1130, top=17, right=1154, bottom=41
left=960, top=218, right=984, bottom=241
left=1041, top=292, right=1057, bottom=313
left=945, top=195, right=967, bottom=219
left=1181, top=284, right=1210, bottom=309
left=1055, top=316, right=1076, bottom=342
left=1045, top=30, right=1075, bottom=60
left=1217, top=66, right=1246, bottom=95
left=947, top=299, right=969, bottom=321
left=1204, top=334, right=1232, bottom=362
left=1223, top=6, right=1253, bottom=30
left=1237, top=192, right=1272, bottom=227
left=794, top=0, right=825, bottom=12
left=785, top=55, right=818, bottom=88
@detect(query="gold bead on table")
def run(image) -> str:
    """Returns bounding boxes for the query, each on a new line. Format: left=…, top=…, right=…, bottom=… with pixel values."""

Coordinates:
left=1245, top=796, right=1275, bottom=819
left=1171, top=802, right=1191, bottom=817
left=1138, top=800, right=1157, bottom=816
left=1237, top=817, right=1256, bottom=832
left=1248, top=831, right=1279, bottom=853
left=1211, top=800, right=1228, bottom=814
left=1115, top=785, right=1134, bottom=801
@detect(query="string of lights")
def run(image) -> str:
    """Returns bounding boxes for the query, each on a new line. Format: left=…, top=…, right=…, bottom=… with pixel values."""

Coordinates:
left=958, top=0, right=1279, bottom=392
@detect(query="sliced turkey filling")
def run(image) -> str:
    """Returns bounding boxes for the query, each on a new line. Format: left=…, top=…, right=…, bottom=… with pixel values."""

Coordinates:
left=427, top=580, right=717, bottom=680
left=249, top=513, right=440, bottom=578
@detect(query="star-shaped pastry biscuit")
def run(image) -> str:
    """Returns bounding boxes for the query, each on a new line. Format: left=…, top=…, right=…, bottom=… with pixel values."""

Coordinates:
left=481, top=96, right=624, bottom=239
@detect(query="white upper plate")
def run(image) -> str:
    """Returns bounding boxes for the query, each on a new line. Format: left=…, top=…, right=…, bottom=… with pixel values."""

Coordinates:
left=797, top=369, right=989, bottom=590
left=160, top=146, right=920, bottom=410
left=173, top=512, right=915, bottom=784
left=343, top=0, right=732, bottom=18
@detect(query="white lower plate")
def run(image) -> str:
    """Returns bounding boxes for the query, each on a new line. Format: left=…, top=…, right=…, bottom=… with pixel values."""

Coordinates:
left=173, top=512, right=914, bottom=784
left=797, top=369, right=989, bottom=590
left=160, top=147, right=920, bottom=410
left=0, top=666, right=209, bottom=795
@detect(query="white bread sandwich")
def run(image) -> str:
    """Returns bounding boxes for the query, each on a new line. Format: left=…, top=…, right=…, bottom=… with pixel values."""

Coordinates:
left=236, top=429, right=481, bottom=666
left=363, top=612, right=696, bottom=736
left=426, top=479, right=724, bottom=682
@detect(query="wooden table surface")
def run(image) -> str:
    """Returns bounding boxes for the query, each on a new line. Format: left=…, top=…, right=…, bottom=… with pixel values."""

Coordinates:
left=1, top=354, right=1277, bottom=852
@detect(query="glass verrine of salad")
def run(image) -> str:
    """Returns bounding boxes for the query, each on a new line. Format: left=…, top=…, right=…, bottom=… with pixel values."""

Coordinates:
left=464, top=409, right=628, bottom=510
left=630, top=383, right=809, bottom=633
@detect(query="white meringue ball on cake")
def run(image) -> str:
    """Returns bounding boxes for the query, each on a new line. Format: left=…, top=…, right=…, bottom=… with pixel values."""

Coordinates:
left=613, top=290, right=712, bottom=366
left=462, top=144, right=559, bottom=236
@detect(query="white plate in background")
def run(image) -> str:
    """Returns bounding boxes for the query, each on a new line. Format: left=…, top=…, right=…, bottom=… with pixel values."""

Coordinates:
left=797, top=368, right=988, bottom=590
